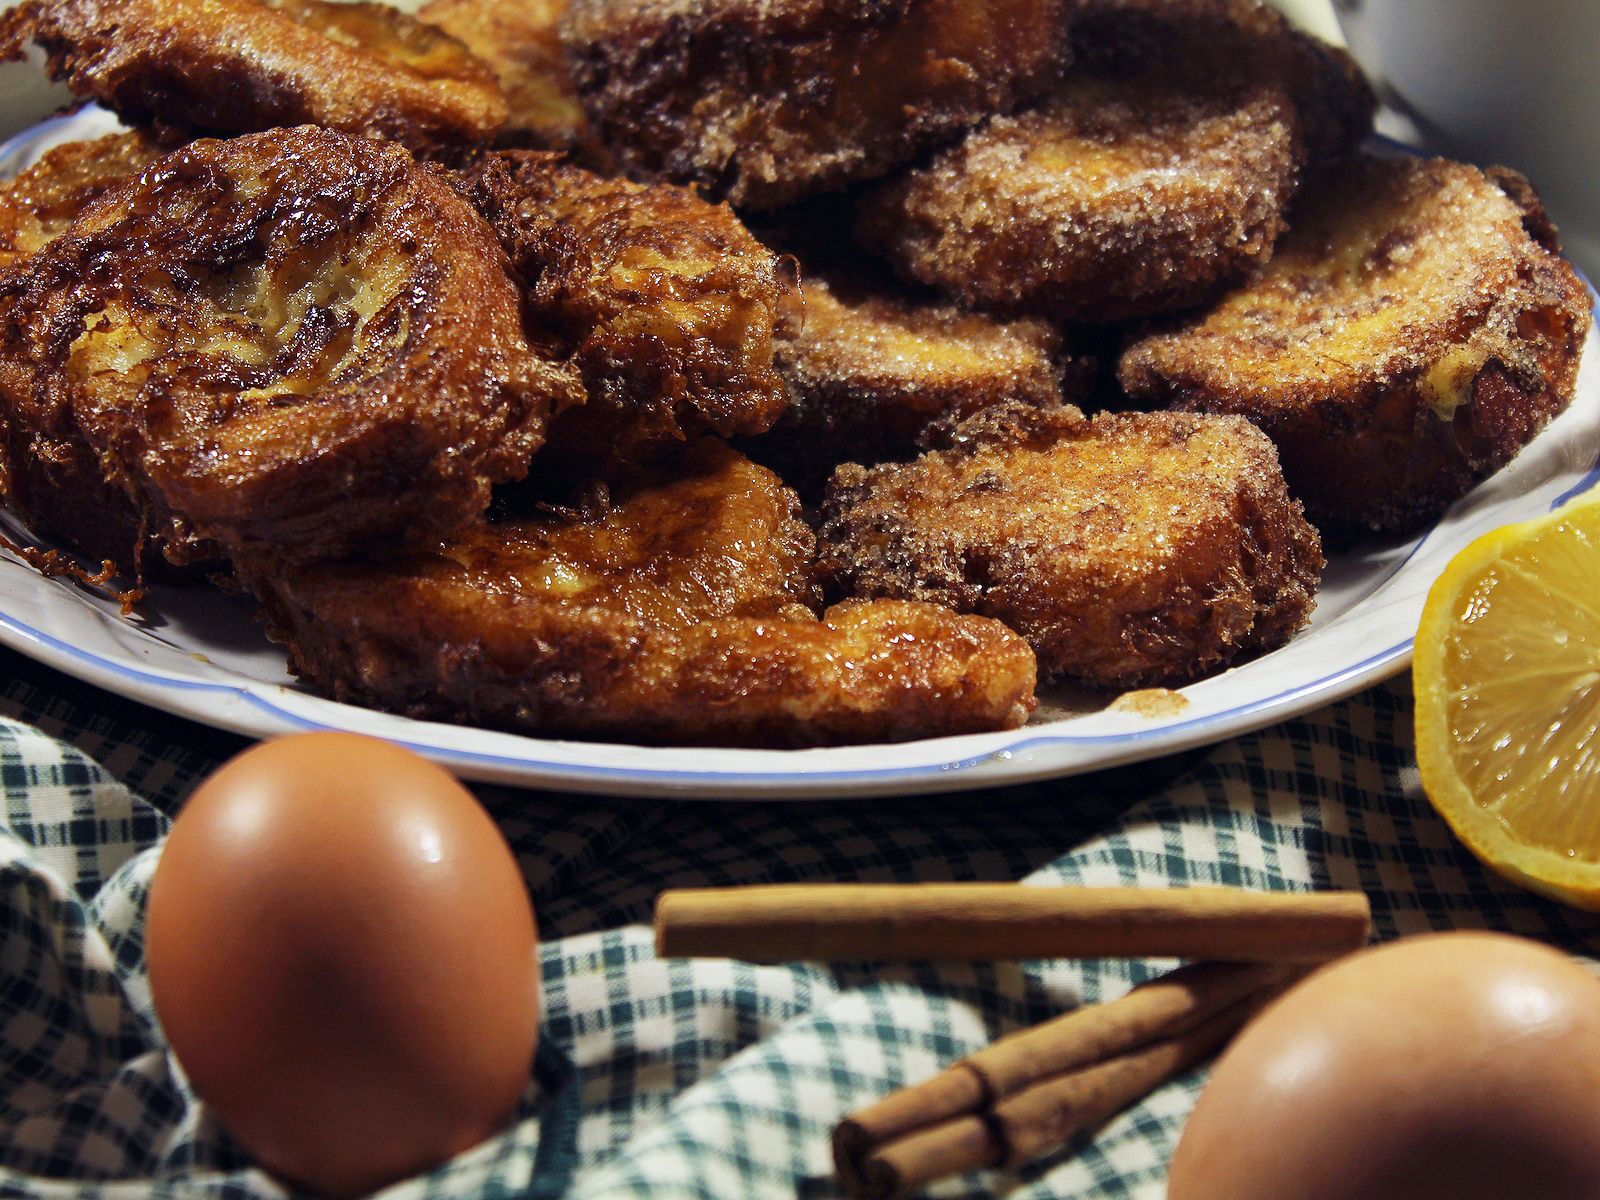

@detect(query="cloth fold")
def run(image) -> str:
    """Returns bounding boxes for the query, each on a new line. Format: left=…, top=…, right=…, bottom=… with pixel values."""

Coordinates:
left=1, top=648, right=1595, bottom=1199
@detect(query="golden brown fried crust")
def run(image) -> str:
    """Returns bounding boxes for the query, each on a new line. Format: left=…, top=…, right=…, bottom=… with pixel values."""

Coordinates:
left=753, top=273, right=1071, bottom=486
left=0, top=131, right=169, bottom=270
left=1119, top=157, right=1593, bottom=535
left=458, top=150, right=795, bottom=461
left=1070, top=0, right=1375, bottom=161
left=818, top=401, right=1323, bottom=689
left=858, top=68, right=1301, bottom=322
left=561, top=0, right=1073, bottom=209
left=0, top=132, right=171, bottom=571
left=1, top=127, right=579, bottom=567
left=247, top=441, right=1038, bottom=746
left=0, top=0, right=507, bottom=153
left=419, top=0, right=603, bottom=160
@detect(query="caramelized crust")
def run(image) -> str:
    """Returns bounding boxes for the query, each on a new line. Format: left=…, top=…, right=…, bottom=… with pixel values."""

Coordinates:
left=418, top=0, right=601, bottom=157
left=859, top=68, right=1301, bottom=322
left=458, top=151, right=795, bottom=460
left=560, top=0, right=1072, bottom=208
left=755, top=273, right=1071, bottom=485
left=1070, top=0, right=1374, bottom=161
left=819, top=402, right=1323, bottom=689
left=0, top=131, right=168, bottom=270
left=247, top=442, right=1038, bottom=746
left=0, top=132, right=168, bottom=569
left=0, top=0, right=507, bottom=152
left=1, top=127, right=579, bottom=567
left=1120, top=157, right=1592, bottom=534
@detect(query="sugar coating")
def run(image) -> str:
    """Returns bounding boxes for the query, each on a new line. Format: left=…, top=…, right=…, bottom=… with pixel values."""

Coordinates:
left=1120, top=157, right=1592, bottom=533
left=819, top=401, right=1323, bottom=689
left=859, top=69, right=1300, bottom=321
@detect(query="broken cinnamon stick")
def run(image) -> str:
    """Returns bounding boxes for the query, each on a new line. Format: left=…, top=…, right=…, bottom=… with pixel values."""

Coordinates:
left=832, top=960, right=1287, bottom=1170
left=655, top=884, right=1370, bottom=964
left=840, top=981, right=1283, bottom=1200
left=994, top=996, right=1260, bottom=1167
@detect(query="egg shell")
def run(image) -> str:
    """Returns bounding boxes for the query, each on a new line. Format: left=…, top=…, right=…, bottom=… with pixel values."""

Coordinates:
left=147, top=732, right=540, bottom=1198
left=1169, top=931, right=1600, bottom=1200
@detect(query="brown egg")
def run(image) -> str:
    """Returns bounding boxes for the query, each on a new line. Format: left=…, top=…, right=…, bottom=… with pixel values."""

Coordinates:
left=1170, top=932, right=1600, bottom=1200
left=147, top=733, right=540, bottom=1198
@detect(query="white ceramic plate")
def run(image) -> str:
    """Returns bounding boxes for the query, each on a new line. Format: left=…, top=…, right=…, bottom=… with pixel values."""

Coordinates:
left=3, top=108, right=1597, bottom=799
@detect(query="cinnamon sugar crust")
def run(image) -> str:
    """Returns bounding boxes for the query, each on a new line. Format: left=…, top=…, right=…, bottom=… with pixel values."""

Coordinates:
left=820, top=401, right=1322, bottom=689
left=560, top=0, right=1072, bottom=208
left=1119, top=157, right=1591, bottom=534
left=1070, top=0, right=1374, bottom=161
left=0, top=0, right=508, bottom=152
left=755, top=273, right=1074, bottom=486
left=859, top=68, right=1301, bottom=322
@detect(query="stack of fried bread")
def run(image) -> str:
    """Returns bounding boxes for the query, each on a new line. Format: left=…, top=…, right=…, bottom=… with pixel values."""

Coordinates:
left=0, top=0, right=1588, bottom=747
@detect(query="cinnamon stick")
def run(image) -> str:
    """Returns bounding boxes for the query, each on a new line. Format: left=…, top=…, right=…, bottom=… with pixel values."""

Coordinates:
left=655, top=885, right=1370, bottom=964
left=842, top=988, right=1278, bottom=1200
left=840, top=1113, right=1000, bottom=1200
left=833, top=960, right=1286, bottom=1168
left=993, top=994, right=1264, bottom=1167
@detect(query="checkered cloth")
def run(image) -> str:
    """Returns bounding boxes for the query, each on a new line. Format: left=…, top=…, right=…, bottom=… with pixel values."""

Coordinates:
left=2, top=645, right=1597, bottom=1199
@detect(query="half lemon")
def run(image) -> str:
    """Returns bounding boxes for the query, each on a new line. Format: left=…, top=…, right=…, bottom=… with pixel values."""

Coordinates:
left=1414, top=491, right=1600, bottom=909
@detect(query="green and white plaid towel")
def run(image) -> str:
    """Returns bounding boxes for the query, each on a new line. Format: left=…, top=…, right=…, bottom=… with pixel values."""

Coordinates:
left=2, top=646, right=1597, bottom=1199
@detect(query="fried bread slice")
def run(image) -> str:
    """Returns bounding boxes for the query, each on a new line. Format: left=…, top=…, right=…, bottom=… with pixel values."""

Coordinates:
left=458, top=151, right=795, bottom=461
left=0, top=131, right=168, bottom=570
left=856, top=0, right=1373, bottom=321
left=1, top=127, right=579, bottom=567
left=1071, top=0, right=1374, bottom=162
left=418, top=0, right=601, bottom=157
left=858, top=66, right=1301, bottom=322
left=246, top=441, right=1038, bottom=746
left=0, top=131, right=168, bottom=270
left=1119, top=157, right=1591, bottom=535
left=819, top=401, right=1322, bottom=689
left=753, top=273, right=1073, bottom=487
left=560, top=0, right=1072, bottom=209
left=0, top=0, right=507, bottom=152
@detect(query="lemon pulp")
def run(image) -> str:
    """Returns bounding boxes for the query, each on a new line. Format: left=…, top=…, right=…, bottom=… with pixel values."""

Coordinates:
left=1415, top=494, right=1600, bottom=908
